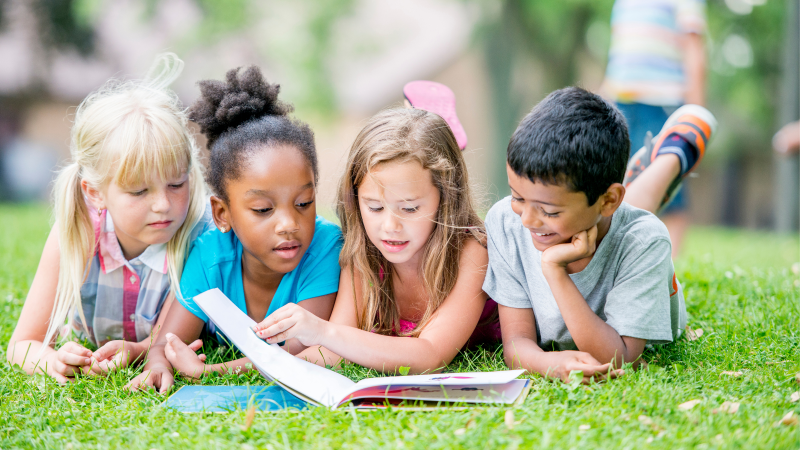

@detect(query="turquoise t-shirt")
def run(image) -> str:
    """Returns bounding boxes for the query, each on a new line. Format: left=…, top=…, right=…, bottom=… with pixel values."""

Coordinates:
left=178, top=216, right=343, bottom=341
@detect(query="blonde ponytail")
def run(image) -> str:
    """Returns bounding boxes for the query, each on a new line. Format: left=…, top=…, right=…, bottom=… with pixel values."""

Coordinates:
left=43, top=163, right=94, bottom=347
left=41, top=53, right=206, bottom=351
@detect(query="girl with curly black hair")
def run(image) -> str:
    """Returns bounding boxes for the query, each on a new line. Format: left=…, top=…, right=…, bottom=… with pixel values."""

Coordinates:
left=128, top=66, right=342, bottom=392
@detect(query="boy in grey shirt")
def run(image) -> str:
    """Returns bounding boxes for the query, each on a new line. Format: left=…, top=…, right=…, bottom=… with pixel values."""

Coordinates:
left=485, top=87, right=716, bottom=382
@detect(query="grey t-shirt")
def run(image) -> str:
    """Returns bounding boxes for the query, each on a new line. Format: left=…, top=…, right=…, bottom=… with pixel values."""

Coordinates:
left=483, top=198, right=686, bottom=351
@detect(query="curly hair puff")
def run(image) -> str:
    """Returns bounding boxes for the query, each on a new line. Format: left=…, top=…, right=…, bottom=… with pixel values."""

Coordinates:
left=188, top=66, right=318, bottom=202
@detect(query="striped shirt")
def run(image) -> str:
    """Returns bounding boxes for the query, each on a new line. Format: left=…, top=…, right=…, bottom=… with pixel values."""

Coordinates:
left=70, top=202, right=212, bottom=346
left=602, top=0, right=706, bottom=106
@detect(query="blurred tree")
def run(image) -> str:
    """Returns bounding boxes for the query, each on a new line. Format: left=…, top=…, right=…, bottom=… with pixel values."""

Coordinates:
left=0, top=0, right=352, bottom=113
left=482, top=0, right=614, bottom=197
left=36, top=0, right=95, bottom=56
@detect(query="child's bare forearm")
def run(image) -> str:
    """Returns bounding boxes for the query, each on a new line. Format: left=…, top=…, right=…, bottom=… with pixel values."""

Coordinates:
left=8, top=340, right=53, bottom=374
left=295, top=345, right=344, bottom=369
left=204, top=357, right=254, bottom=375
left=503, top=335, right=558, bottom=377
left=141, top=341, right=171, bottom=372
left=543, top=268, right=639, bottom=367
left=315, top=323, right=449, bottom=374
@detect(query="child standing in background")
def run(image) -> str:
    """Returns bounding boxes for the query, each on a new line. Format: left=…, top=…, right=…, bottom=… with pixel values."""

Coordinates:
left=253, top=107, right=499, bottom=374
left=128, top=66, right=343, bottom=393
left=601, top=0, right=709, bottom=256
left=7, top=54, right=212, bottom=383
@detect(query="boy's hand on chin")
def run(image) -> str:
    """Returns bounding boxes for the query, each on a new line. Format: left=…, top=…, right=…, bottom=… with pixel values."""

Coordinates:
left=541, top=225, right=598, bottom=269
left=253, top=304, right=327, bottom=347
left=163, top=333, right=207, bottom=379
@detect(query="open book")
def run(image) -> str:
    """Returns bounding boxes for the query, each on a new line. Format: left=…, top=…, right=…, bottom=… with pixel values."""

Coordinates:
left=192, top=288, right=531, bottom=409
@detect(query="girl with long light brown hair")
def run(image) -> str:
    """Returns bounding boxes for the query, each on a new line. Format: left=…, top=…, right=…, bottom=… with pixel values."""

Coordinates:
left=253, top=107, right=500, bottom=374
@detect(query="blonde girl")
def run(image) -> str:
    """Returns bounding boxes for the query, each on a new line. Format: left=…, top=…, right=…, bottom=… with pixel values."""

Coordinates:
left=7, top=54, right=210, bottom=383
left=253, top=108, right=500, bottom=374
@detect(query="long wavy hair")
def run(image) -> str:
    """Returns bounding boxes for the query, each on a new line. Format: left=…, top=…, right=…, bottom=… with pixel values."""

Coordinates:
left=336, top=108, right=485, bottom=337
left=43, top=53, right=206, bottom=349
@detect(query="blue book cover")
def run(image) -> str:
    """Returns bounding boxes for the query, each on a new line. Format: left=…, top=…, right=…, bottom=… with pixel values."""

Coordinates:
left=163, top=385, right=310, bottom=413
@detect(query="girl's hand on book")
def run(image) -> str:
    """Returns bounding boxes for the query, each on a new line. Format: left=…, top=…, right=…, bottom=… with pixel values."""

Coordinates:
left=163, top=333, right=207, bottom=380
left=253, top=304, right=327, bottom=347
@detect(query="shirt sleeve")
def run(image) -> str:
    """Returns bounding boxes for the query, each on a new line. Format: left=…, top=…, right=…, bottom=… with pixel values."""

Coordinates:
left=603, top=238, right=675, bottom=344
left=677, top=0, right=706, bottom=34
left=177, top=245, right=211, bottom=323
left=482, top=208, right=531, bottom=309
left=296, top=226, right=343, bottom=302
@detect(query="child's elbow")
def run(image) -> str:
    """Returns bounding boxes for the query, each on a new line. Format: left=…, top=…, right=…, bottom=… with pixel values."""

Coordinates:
left=408, top=349, right=454, bottom=375
left=502, top=344, right=521, bottom=369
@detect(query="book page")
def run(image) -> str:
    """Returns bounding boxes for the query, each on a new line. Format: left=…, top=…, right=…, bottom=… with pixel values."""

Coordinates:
left=339, top=379, right=529, bottom=408
left=343, top=369, right=525, bottom=395
left=193, top=289, right=355, bottom=407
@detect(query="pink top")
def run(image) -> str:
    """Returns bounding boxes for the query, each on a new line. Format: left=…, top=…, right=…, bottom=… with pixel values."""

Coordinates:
left=377, top=266, right=501, bottom=346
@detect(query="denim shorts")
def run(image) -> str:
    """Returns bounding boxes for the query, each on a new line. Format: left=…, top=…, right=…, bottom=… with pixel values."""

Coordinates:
left=616, top=102, right=687, bottom=214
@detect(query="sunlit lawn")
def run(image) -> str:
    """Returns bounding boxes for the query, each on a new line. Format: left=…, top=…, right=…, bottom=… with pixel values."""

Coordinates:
left=1, top=203, right=798, bottom=449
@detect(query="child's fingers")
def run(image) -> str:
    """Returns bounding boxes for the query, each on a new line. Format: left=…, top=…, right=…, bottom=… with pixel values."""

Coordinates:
left=50, top=371, right=71, bottom=385
left=165, top=333, right=188, bottom=353
left=158, top=372, right=174, bottom=394
left=93, top=341, right=124, bottom=362
left=266, top=330, right=290, bottom=344
left=187, top=339, right=203, bottom=352
left=85, top=358, right=105, bottom=375
left=92, top=359, right=111, bottom=374
left=255, top=317, right=295, bottom=341
left=253, top=304, right=298, bottom=331
left=165, top=333, right=191, bottom=349
left=573, top=362, right=612, bottom=377
left=198, top=354, right=206, bottom=362
left=574, top=352, right=604, bottom=366
left=586, top=225, right=598, bottom=248
left=95, top=352, right=126, bottom=373
left=253, top=313, right=283, bottom=331
left=57, top=350, right=92, bottom=367
left=586, top=368, right=625, bottom=383
left=54, top=359, right=82, bottom=378
left=81, top=360, right=103, bottom=376
left=61, top=341, right=93, bottom=358
left=107, top=351, right=128, bottom=371
left=126, top=370, right=155, bottom=392
left=164, top=341, right=176, bottom=362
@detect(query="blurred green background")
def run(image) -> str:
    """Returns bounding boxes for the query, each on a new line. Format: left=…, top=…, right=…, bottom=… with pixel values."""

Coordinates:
left=0, top=0, right=797, bottom=233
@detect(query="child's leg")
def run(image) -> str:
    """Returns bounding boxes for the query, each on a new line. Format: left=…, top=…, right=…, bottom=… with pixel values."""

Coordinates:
left=623, top=105, right=717, bottom=214
left=623, top=154, right=681, bottom=213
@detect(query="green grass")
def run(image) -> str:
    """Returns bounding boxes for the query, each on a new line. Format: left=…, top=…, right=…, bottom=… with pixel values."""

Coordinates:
left=1, top=203, right=798, bottom=449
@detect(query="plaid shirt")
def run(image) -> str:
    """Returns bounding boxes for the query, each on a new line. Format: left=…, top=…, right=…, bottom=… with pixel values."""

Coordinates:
left=71, top=202, right=212, bottom=346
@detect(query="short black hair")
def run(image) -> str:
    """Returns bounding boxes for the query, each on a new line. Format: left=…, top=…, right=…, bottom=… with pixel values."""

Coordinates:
left=188, top=66, right=317, bottom=202
left=507, top=86, right=629, bottom=205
